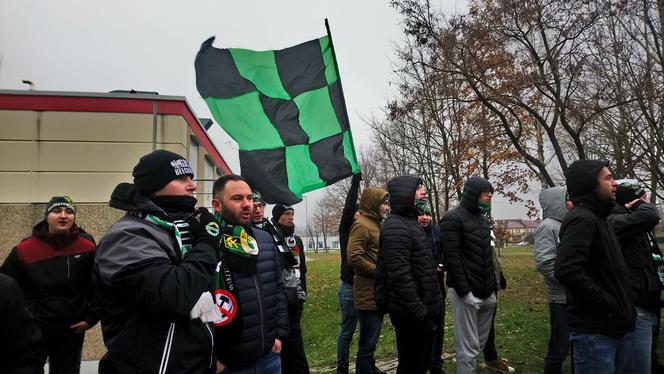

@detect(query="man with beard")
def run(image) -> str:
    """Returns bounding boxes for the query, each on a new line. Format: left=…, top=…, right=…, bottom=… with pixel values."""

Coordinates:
left=554, top=160, right=636, bottom=372
left=2, top=196, right=98, bottom=374
left=349, top=187, right=390, bottom=374
left=94, top=150, right=221, bottom=374
left=212, top=176, right=289, bottom=374
left=375, top=176, right=442, bottom=374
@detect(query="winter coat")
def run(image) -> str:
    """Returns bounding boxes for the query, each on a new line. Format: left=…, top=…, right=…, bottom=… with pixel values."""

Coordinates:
left=534, top=186, right=568, bottom=304
left=0, top=221, right=98, bottom=336
left=608, top=201, right=662, bottom=313
left=214, top=228, right=290, bottom=370
left=424, top=223, right=446, bottom=298
left=375, top=175, right=443, bottom=323
left=554, top=160, right=636, bottom=335
left=440, top=176, right=497, bottom=299
left=94, top=183, right=218, bottom=374
left=339, top=174, right=362, bottom=284
left=348, top=187, right=388, bottom=311
left=0, top=273, right=46, bottom=374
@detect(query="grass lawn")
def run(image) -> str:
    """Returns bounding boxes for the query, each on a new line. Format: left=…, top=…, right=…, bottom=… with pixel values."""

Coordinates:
left=301, top=246, right=569, bottom=373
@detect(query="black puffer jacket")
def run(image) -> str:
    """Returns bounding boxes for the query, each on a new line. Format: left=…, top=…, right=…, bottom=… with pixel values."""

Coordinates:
left=554, top=160, right=636, bottom=335
left=608, top=201, right=662, bottom=313
left=215, top=228, right=290, bottom=369
left=440, top=176, right=496, bottom=298
left=375, top=175, right=442, bottom=323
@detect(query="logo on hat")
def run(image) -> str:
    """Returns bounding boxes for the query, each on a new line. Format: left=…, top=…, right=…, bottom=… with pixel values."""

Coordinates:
left=206, top=221, right=220, bottom=237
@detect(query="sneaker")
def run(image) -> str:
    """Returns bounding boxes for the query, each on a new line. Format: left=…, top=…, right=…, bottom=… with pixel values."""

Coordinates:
left=484, top=357, right=516, bottom=373
left=371, top=365, right=387, bottom=374
left=336, top=364, right=349, bottom=374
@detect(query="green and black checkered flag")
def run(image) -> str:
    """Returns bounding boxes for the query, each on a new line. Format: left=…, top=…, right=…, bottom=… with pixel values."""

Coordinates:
left=195, top=30, right=360, bottom=204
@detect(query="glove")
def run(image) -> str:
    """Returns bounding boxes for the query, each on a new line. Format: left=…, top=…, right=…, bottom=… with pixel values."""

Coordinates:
left=462, top=292, right=482, bottom=310
left=189, top=291, right=223, bottom=323
left=188, top=208, right=220, bottom=248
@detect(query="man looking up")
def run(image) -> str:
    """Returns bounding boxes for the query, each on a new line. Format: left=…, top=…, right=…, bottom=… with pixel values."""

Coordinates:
left=555, top=160, right=636, bottom=373
left=95, top=150, right=220, bottom=374
left=211, top=175, right=289, bottom=374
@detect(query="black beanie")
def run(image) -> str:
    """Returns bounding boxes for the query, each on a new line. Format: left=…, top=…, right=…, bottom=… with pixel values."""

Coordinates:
left=272, top=204, right=294, bottom=223
left=615, top=179, right=645, bottom=205
left=45, top=196, right=76, bottom=217
left=132, top=150, right=194, bottom=196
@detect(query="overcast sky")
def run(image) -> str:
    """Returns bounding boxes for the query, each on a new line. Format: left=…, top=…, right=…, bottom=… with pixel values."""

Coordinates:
left=0, top=0, right=539, bottom=223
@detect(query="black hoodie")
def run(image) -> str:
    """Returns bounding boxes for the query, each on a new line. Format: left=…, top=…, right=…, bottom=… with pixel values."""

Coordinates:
left=374, top=175, right=442, bottom=322
left=440, top=176, right=497, bottom=298
left=554, top=160, right=636, bottom=335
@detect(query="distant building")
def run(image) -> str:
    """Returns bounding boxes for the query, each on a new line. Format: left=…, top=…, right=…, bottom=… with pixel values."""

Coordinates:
left=299, top=234, right=341, bottom=251
left=494, top=219, right=540, bottom=243
left=0, top=89, right=231, bottom=259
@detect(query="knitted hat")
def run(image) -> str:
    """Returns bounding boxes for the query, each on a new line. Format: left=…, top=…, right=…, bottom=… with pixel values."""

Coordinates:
left=45, top=196, right=76, bottom=216
left=272, top=204, right=294, bottom=223
left=252, top=190, right=266, bottom=205
left=615, top=179, right=645, bottom=205
left=132, top=150, right=194, bottom=196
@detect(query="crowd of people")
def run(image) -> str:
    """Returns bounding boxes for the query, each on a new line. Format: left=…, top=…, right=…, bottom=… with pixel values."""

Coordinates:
left=0, top=151, right=662, bottom=374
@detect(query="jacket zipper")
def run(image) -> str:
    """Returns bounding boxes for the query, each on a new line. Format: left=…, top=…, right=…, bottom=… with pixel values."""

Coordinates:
left=204, top=322, right=214, bottom=368
left=66, top=256, right=70, bottom=279
left=253, top=274, right=265, bottom=349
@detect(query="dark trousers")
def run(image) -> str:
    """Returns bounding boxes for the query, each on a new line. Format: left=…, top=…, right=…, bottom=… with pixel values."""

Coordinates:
left=390, top=313, right=436, bottom=374
left=483, top=303, right=498, bottom=362
left=432, top=273, right=447, bottom=368
left=281, top=290, right=310, bottom=374
left=544, top=303, right=570, bottom=374
left=44, top=330, right=84, bottom=374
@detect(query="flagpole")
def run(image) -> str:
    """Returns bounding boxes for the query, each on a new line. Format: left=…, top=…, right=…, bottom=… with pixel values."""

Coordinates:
left=324, top=18, right=360, bottom=175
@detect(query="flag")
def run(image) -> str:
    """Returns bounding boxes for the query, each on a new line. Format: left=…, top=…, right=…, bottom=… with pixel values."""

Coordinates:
left=195, top=33, right=360, bottom=205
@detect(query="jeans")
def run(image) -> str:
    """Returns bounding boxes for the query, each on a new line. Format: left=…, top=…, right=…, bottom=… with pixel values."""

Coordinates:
left=621, top=307, right=657, bottom=374
left=570, top=332, right=624, bottom=374
left=356, top=310, right=383, bottom=374
left=222, top=352, right=281, bottom=374
left=44, top=330, right=84, bottom=374
left=336, top=281, right=358, bottom=368
left=544, top=303, right=569, bottom=374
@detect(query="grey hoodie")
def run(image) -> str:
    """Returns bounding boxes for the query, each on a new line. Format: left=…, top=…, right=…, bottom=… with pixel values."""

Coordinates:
left=534, top=187, right=568, bottom=303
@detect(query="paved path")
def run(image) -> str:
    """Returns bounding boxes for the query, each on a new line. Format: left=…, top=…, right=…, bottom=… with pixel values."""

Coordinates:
left=64, top=353, right=456, bottom=374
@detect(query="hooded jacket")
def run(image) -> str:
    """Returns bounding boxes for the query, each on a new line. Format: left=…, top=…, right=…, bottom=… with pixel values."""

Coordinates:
left=534, top=187, right=568, bottom=304
left=94, top=183, right=218, bottom=374
left=554, top=160, right=636, bottom=335
left=374, top=176, right=442, bottom=322
left=440, top=176, right=497, bottom=299
left=1, top=221, right=98, bottom=336
left=608, top=201, right=662, bottom=313
left=347, top=187, right=388, bottom=310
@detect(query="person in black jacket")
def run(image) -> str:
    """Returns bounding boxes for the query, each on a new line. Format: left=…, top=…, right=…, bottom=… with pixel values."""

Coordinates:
left=440, top=176, right=497, bottom=374
left=375, top=175, right=443, bottom=374
left=554, top=160, right=636, bottom=373
left=212, top=175, right=289, bottom=374
left=94, top=150, right=220, bottom=374
left=607, top=180, right=662, bottom=374
left=272, top=204, right=309, bottom=374
left=336, top=173, right=362, bottom=374
left=1, top=196, right=98, bottom=374
left=0, top=273, right=46, bottom=374
left=418, top=207, right=446, bottom=374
